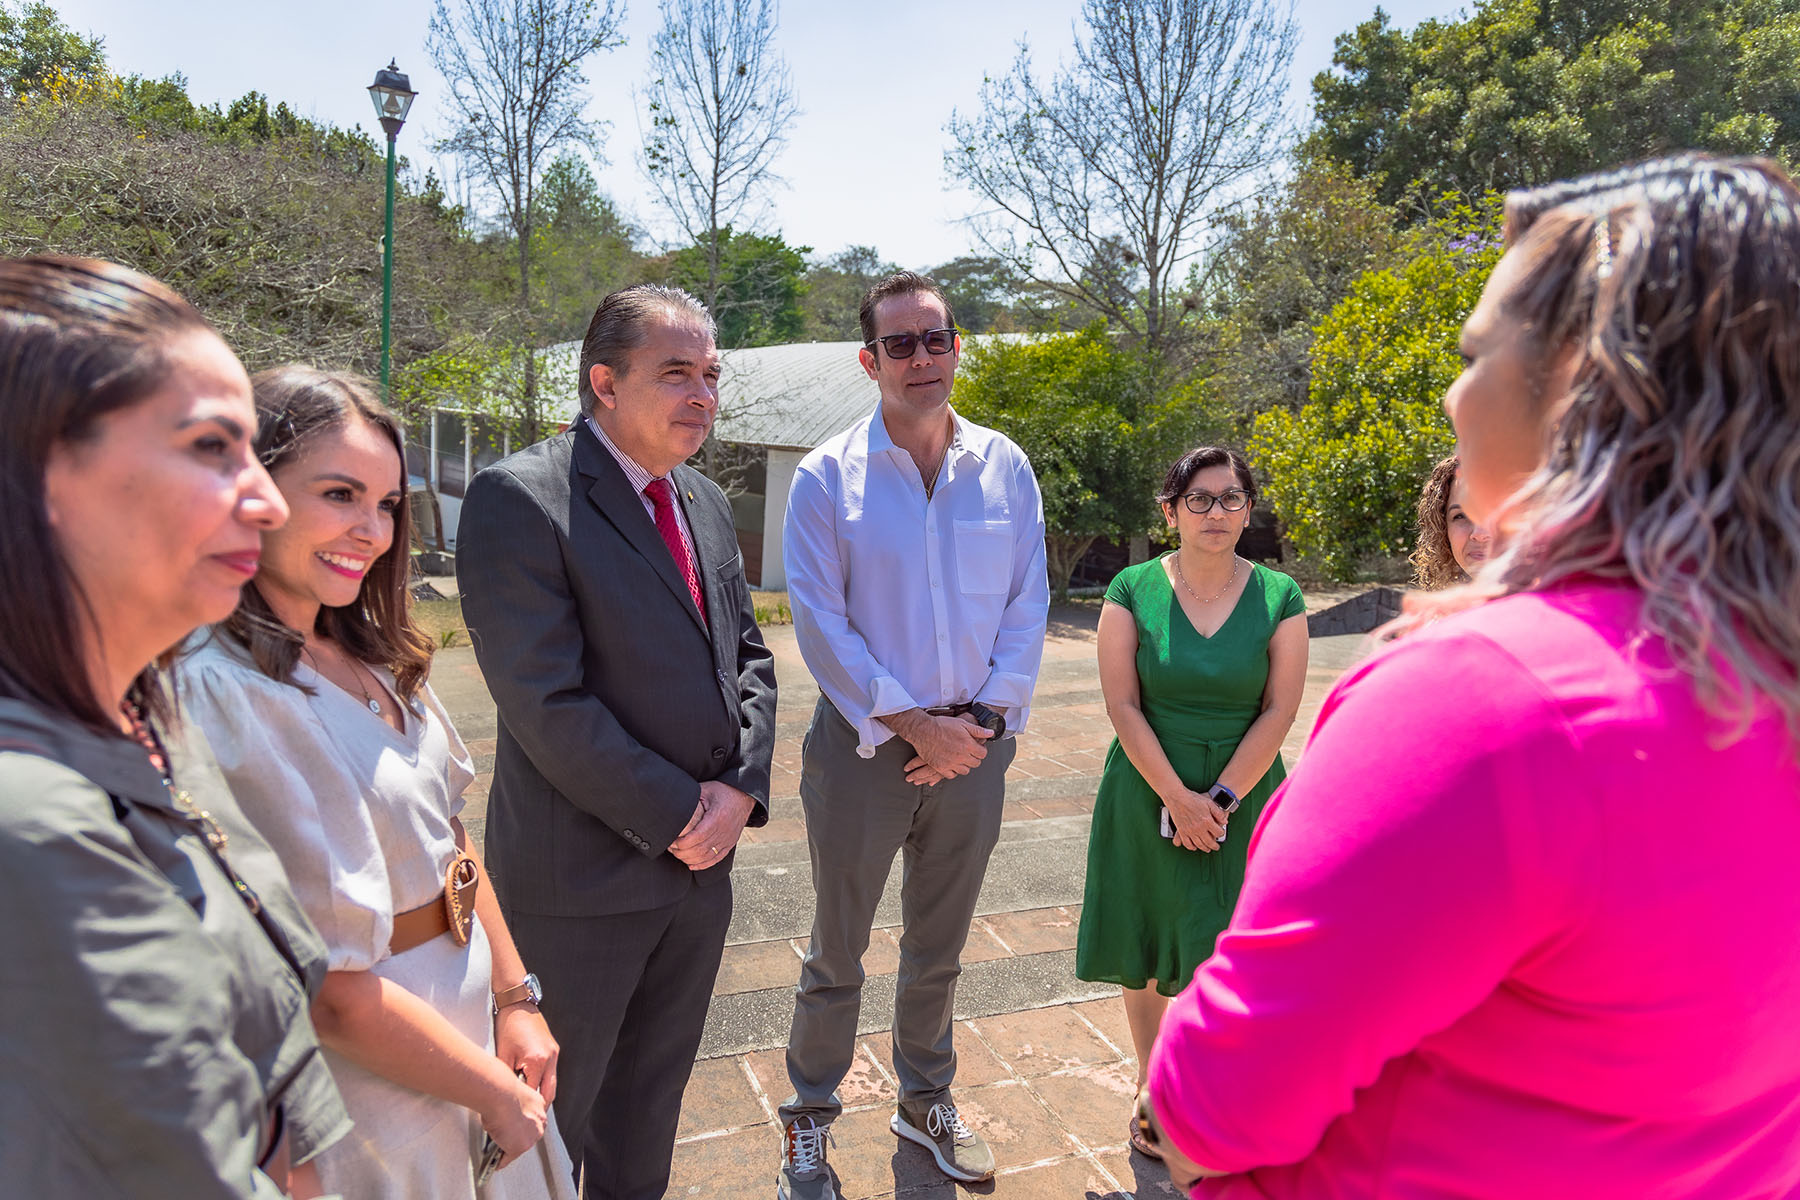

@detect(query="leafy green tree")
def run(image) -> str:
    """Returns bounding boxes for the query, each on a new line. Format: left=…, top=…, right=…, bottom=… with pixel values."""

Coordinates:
left=533, top=152, right=644, bottom=342
left=1250, top=206, right=1500, bottom=578
left=953, top=325, right=1183, bottom=599
left=0, top=0, right=102, bottom=96
left=0, top=59, right=507, bottom=398
left=1203, top=156, right=1400, bottom=428
left=928, top=254, right=1030, bottom=334
left=1308, top=0, right=1800, bottom=207
left=665, top=227, right=808, bottom=347
left=800, top=245, right=892, bottom=342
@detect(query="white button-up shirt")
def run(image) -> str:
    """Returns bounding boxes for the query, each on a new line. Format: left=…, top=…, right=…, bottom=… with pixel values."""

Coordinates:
left=784, top=404, right=1050, bottom=756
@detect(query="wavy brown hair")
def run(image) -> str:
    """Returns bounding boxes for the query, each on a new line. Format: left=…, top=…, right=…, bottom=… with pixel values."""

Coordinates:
left=1482, top=156, right=1800, bottom=742
left=1410, top=457, right=1466, bottom=591
left=220, top=366, right=434, bottom=702
left=0, top=256, right=215, bottom=732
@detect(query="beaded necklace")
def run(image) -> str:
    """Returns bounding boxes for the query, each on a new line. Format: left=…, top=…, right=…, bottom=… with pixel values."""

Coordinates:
left=121, top=700, right=263, bottom=916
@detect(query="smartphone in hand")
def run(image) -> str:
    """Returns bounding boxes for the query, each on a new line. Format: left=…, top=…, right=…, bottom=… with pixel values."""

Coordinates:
left=476, top=1134, right=504, bottom=1185
left=1159, top=806, right=1175, bottom=839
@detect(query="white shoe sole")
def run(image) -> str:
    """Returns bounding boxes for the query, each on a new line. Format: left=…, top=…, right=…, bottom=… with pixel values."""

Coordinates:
left=889, top=1113, right=995, bottom=1182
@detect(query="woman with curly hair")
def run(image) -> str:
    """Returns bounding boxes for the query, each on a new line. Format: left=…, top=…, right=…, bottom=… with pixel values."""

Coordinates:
left=1410, top=456, right=1492, bottom=589
left=1142, top=155, right=1800, bottom=1197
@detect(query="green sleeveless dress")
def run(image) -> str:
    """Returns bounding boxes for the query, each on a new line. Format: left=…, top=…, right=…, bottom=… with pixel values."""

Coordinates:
left=1075, top=556, right=1305, bottom=997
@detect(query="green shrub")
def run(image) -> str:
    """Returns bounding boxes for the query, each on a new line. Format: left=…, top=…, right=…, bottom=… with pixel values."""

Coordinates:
left=955, top=325, right=1201, bottom=598
left=1252, top=217, right=1500, bottom=579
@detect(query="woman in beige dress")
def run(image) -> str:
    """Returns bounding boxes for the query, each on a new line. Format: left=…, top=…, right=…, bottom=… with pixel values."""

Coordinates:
left=178, top=366, right=573, bottom=1200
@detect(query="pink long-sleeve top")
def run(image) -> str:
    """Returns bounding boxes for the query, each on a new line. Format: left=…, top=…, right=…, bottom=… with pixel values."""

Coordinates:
left=1149, top=581, right=1800, bottom=1198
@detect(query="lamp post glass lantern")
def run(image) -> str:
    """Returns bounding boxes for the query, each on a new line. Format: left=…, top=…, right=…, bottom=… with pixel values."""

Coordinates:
left=368, top=60, right=416, bottom=401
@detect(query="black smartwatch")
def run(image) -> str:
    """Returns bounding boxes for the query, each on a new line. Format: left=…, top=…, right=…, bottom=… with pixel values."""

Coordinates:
left=967, top=702, right=1007, bottom=739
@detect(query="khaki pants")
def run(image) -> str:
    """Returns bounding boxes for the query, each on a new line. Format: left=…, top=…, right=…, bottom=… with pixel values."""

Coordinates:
left=779, top=696, right=1015, bottom=1126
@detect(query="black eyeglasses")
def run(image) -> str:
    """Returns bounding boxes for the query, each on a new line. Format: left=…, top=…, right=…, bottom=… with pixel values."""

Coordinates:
left=1178, top=488, right=1250, bottom=514
left=866, top=327, right=956, bottom=360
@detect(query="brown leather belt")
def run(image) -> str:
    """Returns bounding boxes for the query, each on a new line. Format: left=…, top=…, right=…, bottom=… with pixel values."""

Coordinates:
left=389, top=853, right=480, bottom=956
left=924, top=703, right=974, bottom=718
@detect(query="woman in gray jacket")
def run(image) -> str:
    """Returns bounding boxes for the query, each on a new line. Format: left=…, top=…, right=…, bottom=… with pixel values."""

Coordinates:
left=0, top=256, right=348, bottom=1196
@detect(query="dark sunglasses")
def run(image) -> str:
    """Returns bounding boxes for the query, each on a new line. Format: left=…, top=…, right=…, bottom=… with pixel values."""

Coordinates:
left=1179, top=488, right=1250, bottom=514
left=866, top=327, right=956, bottom=360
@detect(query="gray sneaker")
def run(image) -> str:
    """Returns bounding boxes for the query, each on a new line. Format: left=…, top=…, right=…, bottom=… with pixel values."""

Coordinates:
left=891, top=1097, right=996, bottom=1182
left=777, top=1115, right=837, bottom=1200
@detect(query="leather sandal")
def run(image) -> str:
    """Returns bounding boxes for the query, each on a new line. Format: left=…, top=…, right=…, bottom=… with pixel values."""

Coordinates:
left=1129, top=1100, right=1163, bottom=1160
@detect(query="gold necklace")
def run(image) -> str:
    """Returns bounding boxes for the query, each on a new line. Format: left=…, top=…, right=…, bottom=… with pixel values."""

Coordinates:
left=1175, top=554, right=1240, bottom=605
left=305, top=644, right=384, bottom=715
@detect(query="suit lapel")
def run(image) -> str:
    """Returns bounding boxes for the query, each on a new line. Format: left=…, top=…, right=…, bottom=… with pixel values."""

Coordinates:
left=573, top=424, right=708, bottom=637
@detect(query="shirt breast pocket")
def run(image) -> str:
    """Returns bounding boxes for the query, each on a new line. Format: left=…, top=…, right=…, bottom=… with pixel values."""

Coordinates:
left=954, top=520, right=1013, bottom=595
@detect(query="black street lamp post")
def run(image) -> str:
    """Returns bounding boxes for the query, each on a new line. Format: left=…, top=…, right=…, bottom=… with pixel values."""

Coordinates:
left=367, top=60, right=417, bottom=403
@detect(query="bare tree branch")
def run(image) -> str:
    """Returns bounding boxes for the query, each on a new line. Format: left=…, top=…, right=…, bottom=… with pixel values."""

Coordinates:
left=637, top=0, right=796, bottom=316
left=945, top=0, right=1297, bottom=362
left=428, top=0, right=625, bottom=440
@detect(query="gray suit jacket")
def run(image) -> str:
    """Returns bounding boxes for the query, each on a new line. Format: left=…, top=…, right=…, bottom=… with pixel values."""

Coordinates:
left=456, top=421, right=777, bottom=917
left=0, top=695, right=347, bottom=1197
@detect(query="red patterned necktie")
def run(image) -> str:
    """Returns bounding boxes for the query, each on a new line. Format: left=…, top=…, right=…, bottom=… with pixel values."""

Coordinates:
left=644, top=478, right=708, bottom=627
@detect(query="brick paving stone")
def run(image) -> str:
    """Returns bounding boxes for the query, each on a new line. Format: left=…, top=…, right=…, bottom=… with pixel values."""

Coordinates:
left=861, top=1023, right=1013, bottom=1090
left=823, top=1103, right=935, bottom=1198
left=981, top=907, right=1080, bottom=956
left=666, top=1122, right=776, bottom=1199
left=676, top=1056, right=767, bottom=1140
left=1010, top=756, right=1065, bottom=777
left=960, top=922, right=1014, bottom=965
left=1025, top=1061, right=1138, bottom=1153
left=939, top=1079, right=1078, bottom=1171
left=985, top=1153, right=1127, bottom=1199
left=1066, top=998, right=1134, bottom=1063
left=1096, top=1147, right=1181, bottom=1197
left=713, top=937, right=804, bottom=996
left=1019, top=796, right=1089, bottom=819
left=831, top=1082, right=1081, bottom=1198
left=969, top=1007, right=1121, bottom=1079
left=746, top=1037, right=897, bottom=1112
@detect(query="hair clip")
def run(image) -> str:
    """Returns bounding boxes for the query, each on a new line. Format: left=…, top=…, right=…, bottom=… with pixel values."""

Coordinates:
left=1594, top=218, right=1614, bottom=279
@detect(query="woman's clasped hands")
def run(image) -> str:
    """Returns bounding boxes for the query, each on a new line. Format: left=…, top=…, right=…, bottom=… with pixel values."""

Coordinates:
left=1162, top=786, right=1229, bottom=853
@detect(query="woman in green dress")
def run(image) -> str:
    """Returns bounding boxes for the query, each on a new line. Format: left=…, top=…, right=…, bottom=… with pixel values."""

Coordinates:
left=1075, top=446, right=1309, bottom=1157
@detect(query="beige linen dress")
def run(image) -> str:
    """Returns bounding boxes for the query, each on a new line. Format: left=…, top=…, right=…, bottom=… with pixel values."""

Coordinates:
left=178, top=633, right=571, bottom=1200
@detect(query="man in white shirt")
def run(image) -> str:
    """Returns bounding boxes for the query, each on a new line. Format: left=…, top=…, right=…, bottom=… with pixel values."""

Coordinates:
left=775, top=272, right=1049, bottom=1200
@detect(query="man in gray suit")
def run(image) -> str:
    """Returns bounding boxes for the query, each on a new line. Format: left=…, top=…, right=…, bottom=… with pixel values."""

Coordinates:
left=457, top=284, right=777, bottom=1199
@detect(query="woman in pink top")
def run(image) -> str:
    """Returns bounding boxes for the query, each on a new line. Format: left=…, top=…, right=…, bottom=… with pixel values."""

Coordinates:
left=1144, top=154, right=1800, bottom=1198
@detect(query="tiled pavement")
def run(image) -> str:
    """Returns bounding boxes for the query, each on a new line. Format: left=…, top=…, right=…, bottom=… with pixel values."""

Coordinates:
left=430, top=598, right=1372, bottom=1199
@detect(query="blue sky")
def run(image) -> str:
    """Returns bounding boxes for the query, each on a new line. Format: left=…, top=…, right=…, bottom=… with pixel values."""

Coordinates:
left=49, top=0, right=1463, bottom=267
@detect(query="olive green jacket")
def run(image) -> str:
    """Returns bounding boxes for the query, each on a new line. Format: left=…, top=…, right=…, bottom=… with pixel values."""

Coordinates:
left=0, top=695, right=349, bottom=1197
